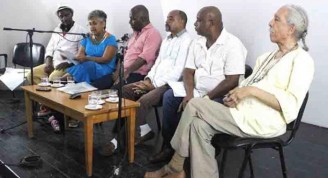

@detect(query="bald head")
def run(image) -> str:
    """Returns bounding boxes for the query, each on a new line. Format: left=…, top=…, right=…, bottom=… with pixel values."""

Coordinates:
left=131, top=5, right=149, bottom=22
left=199, top=6, right=223, bottom=28
left=129, top=5, right=150, bottom=31
left=194, top=6, right=223, bottom=37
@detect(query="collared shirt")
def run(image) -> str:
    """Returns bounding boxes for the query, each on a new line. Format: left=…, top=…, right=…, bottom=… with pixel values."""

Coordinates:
left=230, top=47, right=314, bottom=138
left=167, top=29, right=186, bottom=39
left=124, top=23, right=162, bottom=75
left=185, top=28, right=247, bottom=97
left=45, top=23, right=87, bottom=67
left=146, top=30, right=192, bottom=88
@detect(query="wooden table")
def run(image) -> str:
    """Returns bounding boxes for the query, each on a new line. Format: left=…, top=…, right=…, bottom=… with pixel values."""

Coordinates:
left=21, top=85, right=140, bottom=176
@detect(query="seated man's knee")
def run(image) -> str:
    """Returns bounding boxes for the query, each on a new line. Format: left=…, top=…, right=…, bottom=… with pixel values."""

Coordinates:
left=163, top=89, right=174, bottom=102
left=191, top=118, right=213, bottom=141
left=138, top=93, right=153, bottom=107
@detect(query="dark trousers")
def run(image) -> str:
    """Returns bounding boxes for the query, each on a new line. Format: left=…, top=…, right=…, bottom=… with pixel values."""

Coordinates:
left=113, top=83, right=169, bottom=140
left=91, top=73, right=145, bottom=90
left=90, top=74, right=114, bottom=90
left=122, top=84, right=170, bottom=126
left=162, top=89, right=224, bottom=148
left=162, top=89, right=183, bottom=147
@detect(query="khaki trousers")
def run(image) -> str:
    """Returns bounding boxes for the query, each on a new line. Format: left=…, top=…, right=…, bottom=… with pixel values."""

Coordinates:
left=26, top=64, right=66, bottom=84
left=171, top=98, right=249, bottom=178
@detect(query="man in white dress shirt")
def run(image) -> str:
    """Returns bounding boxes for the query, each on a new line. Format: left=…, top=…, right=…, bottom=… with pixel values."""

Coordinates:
left=27, top=5, right=86, bottom=84
left=146, top=5, right=247, bottom=165
left=99, top=10, right=192, bottom=156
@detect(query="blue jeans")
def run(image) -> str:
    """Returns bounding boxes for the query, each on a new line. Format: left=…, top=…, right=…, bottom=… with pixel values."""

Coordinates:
left=162, top=89, right=183, bottom=147
left=162, top=89, right=224, bottom=147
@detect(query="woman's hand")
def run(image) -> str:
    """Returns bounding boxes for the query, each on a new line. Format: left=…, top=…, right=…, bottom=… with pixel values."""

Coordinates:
left=75, top=54, right=87, bottom=62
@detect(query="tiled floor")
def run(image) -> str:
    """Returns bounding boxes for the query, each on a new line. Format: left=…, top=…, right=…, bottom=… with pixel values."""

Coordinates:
left=0, top=90, right=327, bottom=178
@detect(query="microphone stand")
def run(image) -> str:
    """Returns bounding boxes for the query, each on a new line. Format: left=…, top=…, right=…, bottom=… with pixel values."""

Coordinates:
left=110, top=45, right=127, bottom=178
left=1, top=27, right=86, bottom=134
left=3, top=27, right=87, bottom=85
left=117, top=45, right=125, bottom=153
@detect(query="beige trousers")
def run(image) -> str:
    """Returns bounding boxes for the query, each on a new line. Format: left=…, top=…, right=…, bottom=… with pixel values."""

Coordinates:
left=171, top=97, right=249, bottom=178
left=26, top=64, right=66, bottom=84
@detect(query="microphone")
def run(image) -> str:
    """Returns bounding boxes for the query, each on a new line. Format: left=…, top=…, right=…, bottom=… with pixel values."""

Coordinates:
left=82, top=33, right=90, bottom=38
left=116, top=33, right=129, bottom=43
left=3, top=27, right=12, bottom=31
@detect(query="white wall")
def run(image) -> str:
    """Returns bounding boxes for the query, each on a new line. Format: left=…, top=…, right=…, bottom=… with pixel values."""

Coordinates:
left=0, top=0, right=327, bottom=128
left=0, top=0, right=165, bottom=65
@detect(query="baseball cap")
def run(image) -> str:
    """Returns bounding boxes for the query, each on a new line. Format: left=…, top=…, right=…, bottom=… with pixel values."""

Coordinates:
left=57, top=5, right=74, bottom=14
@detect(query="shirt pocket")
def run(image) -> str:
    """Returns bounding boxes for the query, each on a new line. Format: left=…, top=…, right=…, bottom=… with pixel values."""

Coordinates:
left=209, top=51, right=225, bottom=75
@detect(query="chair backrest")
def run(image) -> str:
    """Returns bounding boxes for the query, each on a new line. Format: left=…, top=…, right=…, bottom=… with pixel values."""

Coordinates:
left=285, top=92, right=309, bottom=145
left=12, top=43, right=45, bottom=68
left=245, top=64, right=253, bottom=78
left=0, top=54, right=7, bottom=74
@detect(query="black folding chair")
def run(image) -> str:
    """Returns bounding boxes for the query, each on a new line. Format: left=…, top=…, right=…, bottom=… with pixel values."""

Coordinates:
left=211, top=92, right=309, bottom=178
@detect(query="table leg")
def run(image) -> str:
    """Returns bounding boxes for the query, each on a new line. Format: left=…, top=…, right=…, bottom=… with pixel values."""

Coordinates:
left=127, top=108, right=136, bottom=163
left=24, top=91, right=33, bottom=138
left=84, top=118, right=93, bottom=176
left=64, top=115, right=69, bottom=130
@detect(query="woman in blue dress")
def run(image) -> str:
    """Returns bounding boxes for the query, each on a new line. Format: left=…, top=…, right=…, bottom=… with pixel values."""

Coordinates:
left=65, top=10, right=117, bottom=84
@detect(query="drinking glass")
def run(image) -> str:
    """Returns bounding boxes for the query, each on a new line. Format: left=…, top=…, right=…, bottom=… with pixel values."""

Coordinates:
left=88, top=91, right=100, bottom=107
left=108, top=89, right=118, bottom=102
left=53, top=77, right=61, bottom=86
left=67, top=76, right=74, bottom=85
left=41, top=76, right=49, bottom=85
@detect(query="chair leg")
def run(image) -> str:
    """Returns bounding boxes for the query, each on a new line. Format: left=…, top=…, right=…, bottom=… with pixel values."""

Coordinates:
left=238, top=147, right=252, bottom=178
left=219, top=149, right=227, bottom=178
left=154, top=106, right=161, bottom=131
left=248, top=154, right=255, bottom=178
left=278, top=145, right=288, bottom=178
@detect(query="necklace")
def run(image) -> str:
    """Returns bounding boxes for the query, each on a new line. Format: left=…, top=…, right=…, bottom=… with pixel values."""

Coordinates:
left=243, top=44, right=298, bottom=86
left=91, top=32, right=106, bottom=45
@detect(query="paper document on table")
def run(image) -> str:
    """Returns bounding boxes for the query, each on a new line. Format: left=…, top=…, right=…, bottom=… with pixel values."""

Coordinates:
left=57, top=49, right=79, bottom=65
left=57, top=82, right=97, bottom=94
left=0, top=67, right=30, bottom=91
left=168, top=81, right=186, bottom=97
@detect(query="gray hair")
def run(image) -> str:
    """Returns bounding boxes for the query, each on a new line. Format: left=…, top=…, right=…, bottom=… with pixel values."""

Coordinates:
left=88, top=10, right=107, bottom=29
left=284, top=5, right=309, bottom=51
left=88, top=10, right=107, bottom=21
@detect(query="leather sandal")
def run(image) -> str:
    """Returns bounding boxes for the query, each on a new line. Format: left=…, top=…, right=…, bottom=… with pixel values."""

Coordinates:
left=144, top=165, right=175, bottom=178
left=99, top=142, right=116, bottom=156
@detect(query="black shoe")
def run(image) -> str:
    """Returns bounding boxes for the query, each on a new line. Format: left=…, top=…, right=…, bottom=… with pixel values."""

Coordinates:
left=135, top=131, right=155, bottom=146
left=99, top=142, right=116, bottom=157
left=148, top=147, right=174, bottom=164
